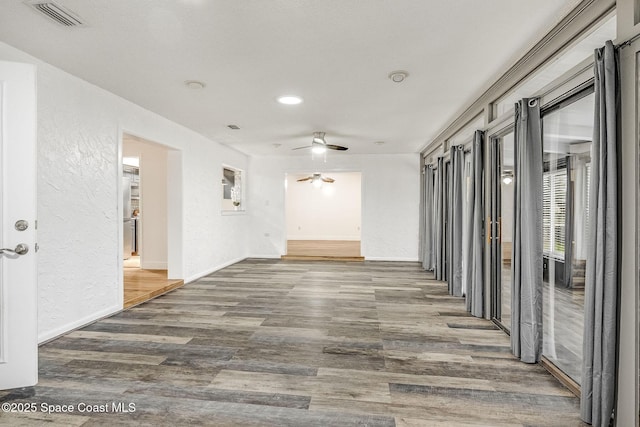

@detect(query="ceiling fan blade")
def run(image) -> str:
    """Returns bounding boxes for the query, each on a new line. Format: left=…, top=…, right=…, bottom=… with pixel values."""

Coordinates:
left=321, top=177, right=335, bottom=183
left=297, top=177, right=312, bottom=182
left=292, top=146, right=312, bottom=151
left=326, top=144, right=348, bottom=151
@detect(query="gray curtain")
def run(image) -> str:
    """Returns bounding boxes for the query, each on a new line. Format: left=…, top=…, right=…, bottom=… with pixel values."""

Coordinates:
left=422, top=165, right=435, bottom=270
left=581, top=40, right=619, bottom=427
left=449, top=146, right=464, bottom=296
left=466, top=131, right=484, bottom=317
left=434, top=158, right=445, bottom=280
left=511, top=98, right=543, bottom=363
left=461, top=152, right=472, bottom=298
left=446, top=162, right=452, bottom=284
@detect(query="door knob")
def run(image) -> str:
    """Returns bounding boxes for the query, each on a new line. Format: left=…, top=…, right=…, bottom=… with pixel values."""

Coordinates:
left=0, top=243, right=29, bottom=255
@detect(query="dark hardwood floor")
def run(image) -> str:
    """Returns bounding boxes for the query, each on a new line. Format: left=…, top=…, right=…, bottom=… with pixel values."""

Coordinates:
left=0, top=259, right=585, bottom=426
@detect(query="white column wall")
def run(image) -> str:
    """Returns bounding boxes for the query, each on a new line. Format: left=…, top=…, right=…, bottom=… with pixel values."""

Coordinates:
left=616, top=1, right=640, bottom=422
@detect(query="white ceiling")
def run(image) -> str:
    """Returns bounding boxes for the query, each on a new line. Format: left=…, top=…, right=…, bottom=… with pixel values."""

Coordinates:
left=0, top=0, right=583, bottom=156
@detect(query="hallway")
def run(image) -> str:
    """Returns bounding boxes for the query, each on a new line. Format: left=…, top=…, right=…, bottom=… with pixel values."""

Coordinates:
left=0, top=260, right=582, bottom=426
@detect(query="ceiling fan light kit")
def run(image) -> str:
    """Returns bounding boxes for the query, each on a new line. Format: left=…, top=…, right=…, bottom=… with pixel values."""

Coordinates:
left=292, top=131, right=349, bottom=154
left=297, top=173, right=335, bottom=188
left=311, top=145, right=326, bottom=154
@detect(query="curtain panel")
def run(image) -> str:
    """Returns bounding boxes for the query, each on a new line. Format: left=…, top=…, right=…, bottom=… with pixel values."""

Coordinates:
left=434, top=158, right=445, bottom=281
left=580, top=40, right=620, bottom=427
left=446, top=162, right=453, bottom=286
left=511, top=98, right=544, bottom=363
left=449, top=146, right=465, bottom=296
left=422, top=165, right=435, bottom=271
left=466, top=131, right=485, bottom=317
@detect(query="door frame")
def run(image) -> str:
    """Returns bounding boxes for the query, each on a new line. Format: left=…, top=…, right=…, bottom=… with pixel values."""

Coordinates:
left=117, top=131, right=184, bottom=306
left=283, top=170, right=363, bottom=256
left=487, top=125, right=514, bottom=329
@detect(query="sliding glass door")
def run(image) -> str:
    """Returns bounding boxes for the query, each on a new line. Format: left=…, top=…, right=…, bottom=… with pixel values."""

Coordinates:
left=540, top=87, right=594, bottom=385
left=489, top=130, right=515, bottom=331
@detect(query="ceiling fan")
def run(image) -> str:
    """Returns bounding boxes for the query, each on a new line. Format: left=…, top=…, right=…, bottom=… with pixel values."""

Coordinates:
left=297, top=173, right=335, bottom=187
left=292, top=132, right=348, bottom=154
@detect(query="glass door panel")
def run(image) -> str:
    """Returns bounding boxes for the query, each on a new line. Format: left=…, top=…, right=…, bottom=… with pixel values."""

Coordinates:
left=499, top=133, right=515, bottom=331
left=541, top=89, right=594, bottom=385
left=490, top=130, right=515, bottom=331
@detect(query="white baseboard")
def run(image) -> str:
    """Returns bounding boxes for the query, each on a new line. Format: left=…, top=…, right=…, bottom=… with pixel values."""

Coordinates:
left=140, top=261, right=168, bottom=270
left=184, top=256, right=247, bottom=283
left=364, top=256, right=420, bottom=262
left=38, top=304, right=122, bottom=344
left=247, top=254, right=282, bottom=259
left=287, top=236, right=360, bottom=241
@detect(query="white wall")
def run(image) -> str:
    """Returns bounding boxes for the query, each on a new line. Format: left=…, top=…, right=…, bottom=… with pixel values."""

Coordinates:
left=286, top=172, right=361, bottom=240
left=123, top=137, right=169, bottom=270
left=249, top=154, right=420, bottom=261
left=617, top=1, right=640, bottom=423
left=0, top=42, right=250, bottom=342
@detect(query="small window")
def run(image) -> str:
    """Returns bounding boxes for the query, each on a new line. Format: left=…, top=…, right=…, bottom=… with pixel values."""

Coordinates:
left=222, top=166, right=244, bottom=211
left=542, top=169, right=567, bottom=258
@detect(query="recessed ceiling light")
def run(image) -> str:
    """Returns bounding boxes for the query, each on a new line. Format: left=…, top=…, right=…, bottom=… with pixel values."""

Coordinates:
left=184, top=80, right=206, bottom=89
left=227, top=124, right=240, bottom=130
left=388, top=71, right=409, bottom=83
left=374, top=141, right=385, bottom=145
left=277, top=95, right=303, bottom=105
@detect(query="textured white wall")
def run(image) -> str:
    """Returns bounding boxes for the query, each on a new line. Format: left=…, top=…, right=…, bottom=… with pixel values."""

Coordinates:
left=249, top=154, right=420, bottom=260
left=286, top=172, right=361, bottom=240
left=0, top=42, right=250, bottom=342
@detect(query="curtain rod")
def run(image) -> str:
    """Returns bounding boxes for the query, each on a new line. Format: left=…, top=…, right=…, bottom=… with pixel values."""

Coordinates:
left=618, top=32, right=640, bottom=49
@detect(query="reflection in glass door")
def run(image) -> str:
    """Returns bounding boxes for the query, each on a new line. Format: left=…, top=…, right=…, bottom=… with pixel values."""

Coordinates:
left=540, top=88, right=593, bottom=386
left=490, top=131, right=515, bottom=331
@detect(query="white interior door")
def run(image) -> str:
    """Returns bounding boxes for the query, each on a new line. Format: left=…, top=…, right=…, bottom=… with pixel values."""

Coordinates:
left=0, top=61, right=38, bottom=389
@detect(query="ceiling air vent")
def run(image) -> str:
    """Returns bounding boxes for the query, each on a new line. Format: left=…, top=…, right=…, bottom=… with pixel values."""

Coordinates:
left=26, top=1, right=86, bottom=27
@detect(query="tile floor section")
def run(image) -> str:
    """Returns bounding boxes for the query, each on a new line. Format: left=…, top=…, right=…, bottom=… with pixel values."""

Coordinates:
left=0, top=259, right=585, bottom=426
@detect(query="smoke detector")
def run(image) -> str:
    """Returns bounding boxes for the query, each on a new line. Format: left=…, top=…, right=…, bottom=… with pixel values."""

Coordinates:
left=184, top=80, right=206, bottom=90
left=26, top=1, right=87, bottom=27
left=388, top=70, right=409, bottom=83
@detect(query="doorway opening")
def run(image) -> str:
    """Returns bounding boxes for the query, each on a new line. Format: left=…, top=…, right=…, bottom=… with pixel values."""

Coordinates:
left=121, top=133, right=184, bottom=308
left=489, top=128, right=515, bottom=331
left=284, top=171, right=363, bottom=260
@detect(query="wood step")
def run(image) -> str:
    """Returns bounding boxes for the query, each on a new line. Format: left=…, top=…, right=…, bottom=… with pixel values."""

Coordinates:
left=124, top=269, right=184, bottom=309
left=281, top=255, right=364, bottom=262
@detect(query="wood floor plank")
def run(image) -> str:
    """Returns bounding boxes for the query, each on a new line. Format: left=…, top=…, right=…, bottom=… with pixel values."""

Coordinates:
left=0, top=259, right=585, bottom=426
